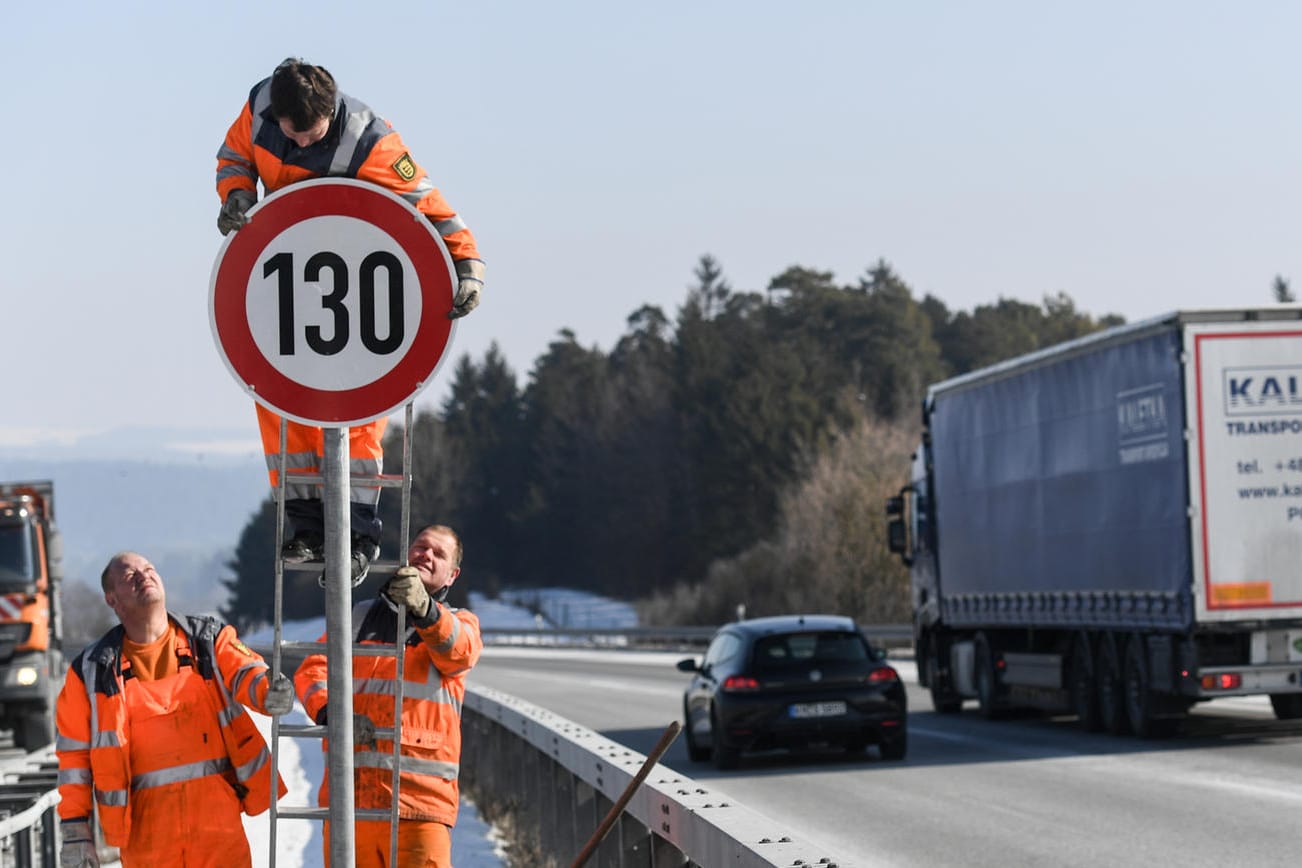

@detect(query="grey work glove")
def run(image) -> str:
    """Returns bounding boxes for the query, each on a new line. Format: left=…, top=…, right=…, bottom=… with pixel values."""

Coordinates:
left=353, top=712, right=377, bottom=748
left=264, top=672, right=296, bottom=715
left=60, top=819, right=99, bottom=868
left=386, top=566, right=431, bottom=617
left=315, top=709, right=377, bottom=748
left=217, top=189, right=257, bottom=235
left=449, top=259, right=485, bottom=319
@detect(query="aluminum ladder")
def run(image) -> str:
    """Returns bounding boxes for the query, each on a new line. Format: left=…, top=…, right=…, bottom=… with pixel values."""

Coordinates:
left=263, top=404, right=416, bottom=867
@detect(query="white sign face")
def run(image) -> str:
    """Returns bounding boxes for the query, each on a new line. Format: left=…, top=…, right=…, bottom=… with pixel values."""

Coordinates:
left=244, top=216, right=422, bottom=391
left=1189, top=321, right=1302, bottom=613
left=210, top=179, right=456, bottom=426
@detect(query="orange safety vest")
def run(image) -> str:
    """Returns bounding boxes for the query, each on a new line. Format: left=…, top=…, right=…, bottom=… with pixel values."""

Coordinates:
left=55, top=615, right=286, bottom=848
left=295, top=597, right=482, bottom=825
left=215, top=77, right=481, bottom=264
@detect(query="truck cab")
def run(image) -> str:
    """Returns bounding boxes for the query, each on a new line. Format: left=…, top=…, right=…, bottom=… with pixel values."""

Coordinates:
left=0, top=482, right=64, bottom=750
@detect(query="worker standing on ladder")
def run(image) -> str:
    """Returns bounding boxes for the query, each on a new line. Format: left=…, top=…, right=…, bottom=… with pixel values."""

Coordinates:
left=294, top=525, right=482, bottom=867
left=214, top=57, right=485, bottom=583
left=54, top=552, right=294, bottom=867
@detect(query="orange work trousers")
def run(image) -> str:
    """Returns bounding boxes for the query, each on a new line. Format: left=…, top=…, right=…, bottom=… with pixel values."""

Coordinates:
left=324, top=819, right=452, bottom=868
left=255, top=405, right=387, bottom=503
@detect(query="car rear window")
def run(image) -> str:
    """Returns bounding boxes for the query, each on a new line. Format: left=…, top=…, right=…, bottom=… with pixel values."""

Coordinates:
left=752, top=631, right=870, bottom=670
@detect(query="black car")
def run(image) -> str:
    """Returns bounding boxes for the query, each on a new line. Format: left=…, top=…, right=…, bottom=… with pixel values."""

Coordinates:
left=678, top=614, right=906, bottom=769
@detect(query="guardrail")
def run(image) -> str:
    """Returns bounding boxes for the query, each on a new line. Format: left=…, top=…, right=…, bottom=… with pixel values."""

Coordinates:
left=461, top=685, right=861, bottom=868
left=0, top=748, right=59, bottom=868
left=479, top=623, right=913, bottom=651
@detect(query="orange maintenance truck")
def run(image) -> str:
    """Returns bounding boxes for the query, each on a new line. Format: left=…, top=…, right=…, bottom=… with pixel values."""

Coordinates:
left=0, top=481, right=64, bottom=750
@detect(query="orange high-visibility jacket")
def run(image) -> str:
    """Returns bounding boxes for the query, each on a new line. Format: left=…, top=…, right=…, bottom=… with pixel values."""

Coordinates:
left=295, top=596, right=482, bottom=825
left=55, top=615, right=287, bottom=848
left=215, top=77, right=481, bottom=265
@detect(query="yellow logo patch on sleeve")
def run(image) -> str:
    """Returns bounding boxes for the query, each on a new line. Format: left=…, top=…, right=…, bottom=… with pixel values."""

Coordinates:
left=232, top=639, right=255, bottom=657
left=392, top=153, right=418, bottom=182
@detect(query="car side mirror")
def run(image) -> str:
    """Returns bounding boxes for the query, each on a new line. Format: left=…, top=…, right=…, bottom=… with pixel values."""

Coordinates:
left=676, top=657, right=701, bottom=673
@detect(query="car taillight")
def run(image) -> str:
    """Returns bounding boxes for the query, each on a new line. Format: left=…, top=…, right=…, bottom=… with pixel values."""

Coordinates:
left=1201, top=672, right=1242, bottom=690
left=866, top=667, right=899, bottom=684
left=722, top=675, right=760, bottom=692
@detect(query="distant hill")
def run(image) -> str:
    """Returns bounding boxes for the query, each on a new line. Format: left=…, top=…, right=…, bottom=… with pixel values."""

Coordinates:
left=0, top=443, right=268, bottom=615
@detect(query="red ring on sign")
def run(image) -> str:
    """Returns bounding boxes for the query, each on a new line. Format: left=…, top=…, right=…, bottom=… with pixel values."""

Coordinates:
left=211, top=180, right=455, bottom=425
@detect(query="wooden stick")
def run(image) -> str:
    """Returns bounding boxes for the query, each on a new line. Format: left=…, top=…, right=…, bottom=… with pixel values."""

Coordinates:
left=570, top=720, right=682, bottom=868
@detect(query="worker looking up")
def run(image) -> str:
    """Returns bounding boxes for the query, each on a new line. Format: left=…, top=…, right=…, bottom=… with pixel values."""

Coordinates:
left=55, top=551, right=294, bottom=868
left=294, top=524, right=482, bottom=868
left=215, top=57, right=484, bottom=583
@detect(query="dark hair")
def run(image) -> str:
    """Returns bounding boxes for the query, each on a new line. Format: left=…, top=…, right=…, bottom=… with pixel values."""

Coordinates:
left=269, top=58, right=337, bottom=132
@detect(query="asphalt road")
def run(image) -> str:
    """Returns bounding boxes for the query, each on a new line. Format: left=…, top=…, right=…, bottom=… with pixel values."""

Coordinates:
left=471, top=645, right=1302, bottom=867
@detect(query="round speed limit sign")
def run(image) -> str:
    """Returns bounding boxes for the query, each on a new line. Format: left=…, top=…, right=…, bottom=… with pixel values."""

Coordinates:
left=209, top=178, right=457, bottom=426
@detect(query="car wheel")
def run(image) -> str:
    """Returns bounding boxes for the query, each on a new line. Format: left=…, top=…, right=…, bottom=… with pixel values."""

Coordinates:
left=879, top=730, right=907, bottom=761
left=683, top=702, right=709, bottom=762
left=711, top=707, right=740, bottom=771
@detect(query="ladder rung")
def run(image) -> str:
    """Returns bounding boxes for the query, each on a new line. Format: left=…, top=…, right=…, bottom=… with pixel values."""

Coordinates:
left=276, top=472, right=407, bottom=489
left=277, top=724, right=397, bottom=740
left=275, top=807, right=392, bottom=821
left=281, top=562, right=400, bottom=577
left=278, top=724, right=327, bottom=738
left=273, top=640, right=405, bottom=657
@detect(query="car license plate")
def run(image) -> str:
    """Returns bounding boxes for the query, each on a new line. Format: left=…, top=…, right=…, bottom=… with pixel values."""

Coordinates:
left=789, top=701, right=847, bottom=719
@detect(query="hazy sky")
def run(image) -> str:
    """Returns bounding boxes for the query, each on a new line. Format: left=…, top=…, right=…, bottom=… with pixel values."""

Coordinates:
left=7, top=2, right=1301, bottom=453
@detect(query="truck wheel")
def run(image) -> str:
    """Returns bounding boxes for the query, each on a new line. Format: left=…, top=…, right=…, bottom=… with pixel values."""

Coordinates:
left=927, top=643, right=962, bottom=714
left=1123, top=635, right=1156, bottom=737
left=1269, top=694, right=1302, bottom=720
left=1069, top=633, right=1100, bottom=732
left=1096, top=635, right=1127, bottom=735
left=974, top=632, right=1005, bottom=719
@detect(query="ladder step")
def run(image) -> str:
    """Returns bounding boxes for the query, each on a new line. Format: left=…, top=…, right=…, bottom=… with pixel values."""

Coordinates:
left=275, top=640, right=406, bottom=657
left=277, top=724, right=397, bottom=740
left=276, top=807, right=392, bottom=821
left=282, top=561, right=400, bottom=576
left=276, top=472, right=407, bottom=490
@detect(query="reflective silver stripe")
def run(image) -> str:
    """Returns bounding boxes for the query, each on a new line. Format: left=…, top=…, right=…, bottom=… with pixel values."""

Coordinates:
left=95, top=787, right=128, bottom=808
left=59, top=768, right=93, bottom=785
left=216, top=164, right=256, bottom=184
left=354, top=678, right=461, bottom=712
left=57, top=735, right=90, bottom=751
left=354, top=750, right=458, bottom=781
left=216, top=144, right=252, bottom=165
left=433, top=216, right=468, bottom=237
left=302, top=680, right=327, bottom=707
left=232, top=664, right=268, bottom=706
left=349, top=459, right=383, bottom=505
left=399, top=176, right=435, bottom=208
left=234, top=745, right=271, bottom=781
left=79, top=651, right=102, bottom=749
left=91, top=730, right=120, bottom=748
left=249, top=81, right=271, bottom=149
left=132, top=757, right=232, bottom=791
left=270, top=451, right=320, bottom=499
left=329, top=108, right=377, bottom=175
left=219, top=701, right=243, bottom=729
left=435, top=617, right=461, bottom=653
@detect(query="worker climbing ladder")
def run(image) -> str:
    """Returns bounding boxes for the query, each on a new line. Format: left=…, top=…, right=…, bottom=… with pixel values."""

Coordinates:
left=265, top=407, right=416, bottom=867
left=210, top=176, right=464, bottom=867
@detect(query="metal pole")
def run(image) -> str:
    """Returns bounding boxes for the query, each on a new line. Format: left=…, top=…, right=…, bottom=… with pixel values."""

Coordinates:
left=323, top=427, right=356, bottom=868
